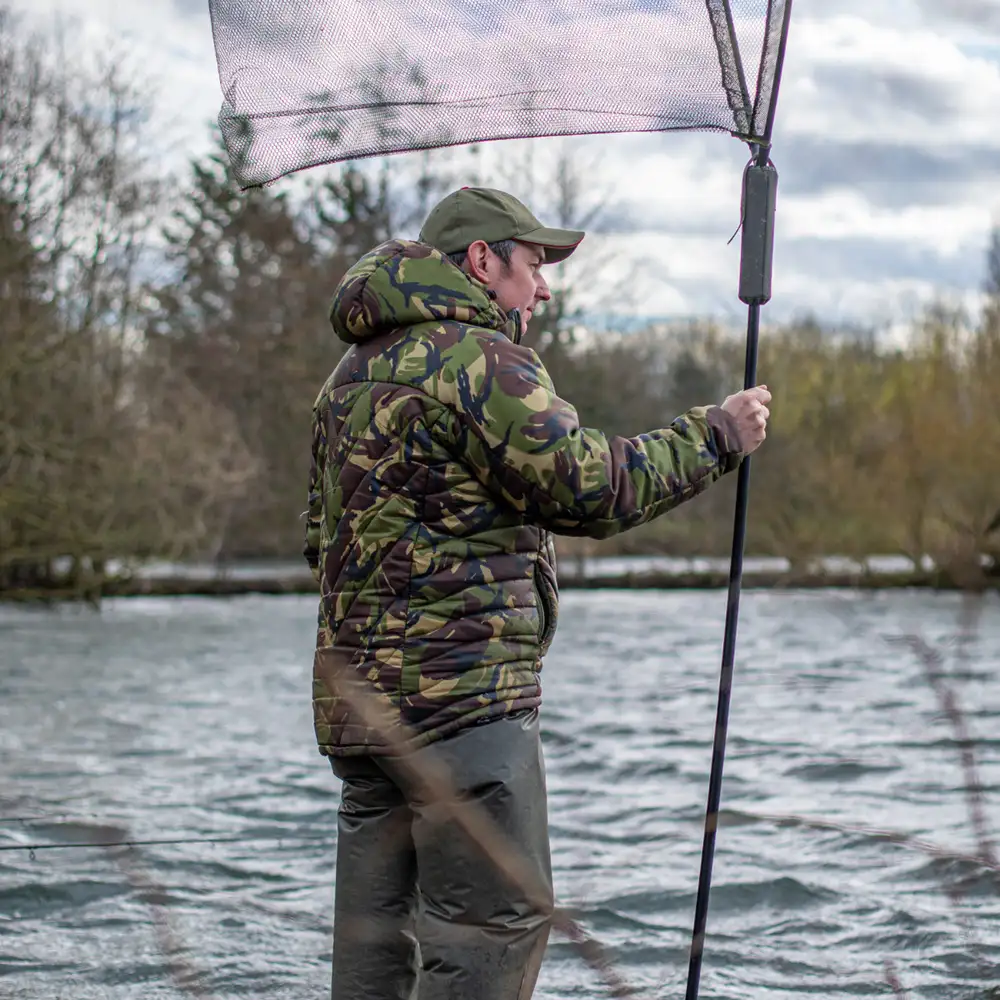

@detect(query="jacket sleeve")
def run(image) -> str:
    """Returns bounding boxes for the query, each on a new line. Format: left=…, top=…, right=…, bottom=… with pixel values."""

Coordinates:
left=445, top=330, right=744, bottom=539
left=302, top=405, right=327, bottom=580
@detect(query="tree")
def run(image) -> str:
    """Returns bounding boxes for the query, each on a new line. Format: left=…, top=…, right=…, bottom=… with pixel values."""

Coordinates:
left=145, top=139, right=335, bottom=559
left=0, top=12, right=253, bottom=594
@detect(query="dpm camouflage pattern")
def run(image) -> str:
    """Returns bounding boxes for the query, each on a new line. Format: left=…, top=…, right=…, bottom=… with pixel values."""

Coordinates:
left=304, top=240, right=744, bottom=756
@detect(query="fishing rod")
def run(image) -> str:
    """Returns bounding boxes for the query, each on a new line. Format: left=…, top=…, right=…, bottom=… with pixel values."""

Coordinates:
left=684, top=3, right=794, bottom=998
left=0, top=832, right=331, bottom=856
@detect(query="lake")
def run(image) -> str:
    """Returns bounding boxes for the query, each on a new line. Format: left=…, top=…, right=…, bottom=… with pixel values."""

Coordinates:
left=1, top=589, right=999, bottom=999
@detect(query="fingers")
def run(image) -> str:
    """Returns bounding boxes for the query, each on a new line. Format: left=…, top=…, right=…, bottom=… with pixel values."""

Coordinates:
left=737, top=388, right=770, bottom=455
left=718, top=386, right=773, bottom=457
left=745, top=389, right=771, bottom=426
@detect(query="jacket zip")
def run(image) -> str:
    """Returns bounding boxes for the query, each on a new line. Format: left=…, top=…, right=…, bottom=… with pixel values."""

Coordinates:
left=534, top=575, right=549, bottom=644
left=534, top=531, right=557, bottom=656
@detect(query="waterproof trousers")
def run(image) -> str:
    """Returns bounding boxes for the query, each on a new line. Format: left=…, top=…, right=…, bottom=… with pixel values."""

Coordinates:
left=329, top=709, right=553, bottom=1000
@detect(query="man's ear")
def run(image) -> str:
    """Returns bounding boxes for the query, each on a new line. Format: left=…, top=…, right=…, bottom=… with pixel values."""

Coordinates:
left=465, top=240, right=491, bottom=282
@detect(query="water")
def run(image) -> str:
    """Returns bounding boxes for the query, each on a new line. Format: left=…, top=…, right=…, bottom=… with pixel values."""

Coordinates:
left=1, top=590, right=999, bottom=999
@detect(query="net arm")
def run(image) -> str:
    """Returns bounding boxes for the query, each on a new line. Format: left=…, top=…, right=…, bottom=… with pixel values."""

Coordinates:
left=704, top=0, right=753, bottom=136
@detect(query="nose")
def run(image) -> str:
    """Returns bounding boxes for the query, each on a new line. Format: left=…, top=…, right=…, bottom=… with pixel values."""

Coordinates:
left=536, top=273, right=551, bottom=303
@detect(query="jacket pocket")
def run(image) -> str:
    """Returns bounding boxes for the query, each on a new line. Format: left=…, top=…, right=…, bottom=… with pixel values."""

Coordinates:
left=534, top=569, right=558, bottom=657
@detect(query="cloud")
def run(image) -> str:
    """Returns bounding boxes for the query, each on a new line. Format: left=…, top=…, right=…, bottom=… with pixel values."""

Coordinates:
left=777, top=235, right=983, bottom=289
left=168, top=0, right=206, bottom=15
left=777, top=137, right=1000, bottom=208
left=779, top=15, right=1000, bottom=146
left=914, top=0, right=1000, bottom=34
left=6, top=0, right=999, bottom=327
left=810, top=63, right=964, bottom=122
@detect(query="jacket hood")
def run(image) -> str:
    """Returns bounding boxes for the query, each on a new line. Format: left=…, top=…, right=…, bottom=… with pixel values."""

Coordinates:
left=329, top=240, right=518, bottom=345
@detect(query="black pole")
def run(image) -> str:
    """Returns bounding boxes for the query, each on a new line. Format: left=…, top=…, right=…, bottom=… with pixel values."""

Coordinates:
left=684, top=0, right=794, bottom=986
left=684, top=146, right=779, bottom=1000
left=684, top=301, right=760, bottom=1000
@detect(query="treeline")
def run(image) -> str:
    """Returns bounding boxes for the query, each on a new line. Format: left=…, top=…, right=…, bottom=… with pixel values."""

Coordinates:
left=556, top=304, right=1000, bottom=582
left=0, top=11, right=998, bottom=596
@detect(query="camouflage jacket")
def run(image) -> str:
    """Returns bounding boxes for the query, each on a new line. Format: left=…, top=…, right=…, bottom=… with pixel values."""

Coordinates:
left=304, top=240, right=744, bottom=757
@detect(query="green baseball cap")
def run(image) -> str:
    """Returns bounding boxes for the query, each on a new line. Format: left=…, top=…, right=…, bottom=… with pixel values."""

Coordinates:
left=419, top=187, right=585, bottom=264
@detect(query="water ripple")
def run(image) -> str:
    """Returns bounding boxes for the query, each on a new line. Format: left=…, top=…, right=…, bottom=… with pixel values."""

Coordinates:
left=1, top=590, right=998, bottom=998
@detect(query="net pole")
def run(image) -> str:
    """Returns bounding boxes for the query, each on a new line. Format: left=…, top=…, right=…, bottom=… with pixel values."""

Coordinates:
left=685, top=2, right=793, bottom=994
left=684, top=151, right=777, bottom=1000
left=683, top=294, right=760, bottom=1000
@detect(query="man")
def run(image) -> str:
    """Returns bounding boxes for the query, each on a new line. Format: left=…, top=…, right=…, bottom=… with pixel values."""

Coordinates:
left=304, top=187, right=770, bottom=1000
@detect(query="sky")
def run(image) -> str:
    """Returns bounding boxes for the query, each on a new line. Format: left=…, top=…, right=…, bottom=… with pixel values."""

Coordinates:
left=11, top=0, right=1000, bottom=330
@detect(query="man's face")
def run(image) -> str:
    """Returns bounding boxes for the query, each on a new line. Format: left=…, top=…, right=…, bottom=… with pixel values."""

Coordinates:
left=481, top=242, right=552, bottom=331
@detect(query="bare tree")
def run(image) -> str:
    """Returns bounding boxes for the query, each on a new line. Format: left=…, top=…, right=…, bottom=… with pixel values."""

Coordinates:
left=0, top=11, right=253, bottom=595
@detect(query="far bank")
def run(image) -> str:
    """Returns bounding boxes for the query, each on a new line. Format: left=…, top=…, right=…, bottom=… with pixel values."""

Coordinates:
left=2, top=554, right=998, bottom=603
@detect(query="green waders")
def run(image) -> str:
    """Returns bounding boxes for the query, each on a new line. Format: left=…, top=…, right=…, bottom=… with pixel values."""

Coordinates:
left=329, top=709, right=553, bottom=1000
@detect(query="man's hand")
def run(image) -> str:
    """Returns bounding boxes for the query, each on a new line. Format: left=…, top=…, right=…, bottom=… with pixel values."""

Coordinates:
left=720, top=385, right=771, bottom=455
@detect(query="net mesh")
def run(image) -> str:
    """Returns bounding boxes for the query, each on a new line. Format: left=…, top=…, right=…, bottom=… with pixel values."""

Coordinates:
left=209, top=0, right=791, bottom=188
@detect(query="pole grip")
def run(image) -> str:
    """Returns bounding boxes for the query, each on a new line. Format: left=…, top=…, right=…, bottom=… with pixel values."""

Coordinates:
left=738, top=161, right=778, bottom=306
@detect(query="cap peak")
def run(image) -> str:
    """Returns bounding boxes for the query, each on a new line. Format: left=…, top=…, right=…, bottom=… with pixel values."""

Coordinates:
left=418, top=187, right=584, bottom=264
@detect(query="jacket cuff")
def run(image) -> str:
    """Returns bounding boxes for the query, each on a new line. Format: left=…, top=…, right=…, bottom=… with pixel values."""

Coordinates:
left=705, top=405, right=745, bottom=474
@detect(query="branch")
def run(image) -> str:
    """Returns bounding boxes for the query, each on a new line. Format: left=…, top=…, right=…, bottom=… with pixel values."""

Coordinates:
left=884, top=627, right=996, bottom=867
left=883, top=959, right=910, bottom=999
left=727, top=809, right=1000, bottom=882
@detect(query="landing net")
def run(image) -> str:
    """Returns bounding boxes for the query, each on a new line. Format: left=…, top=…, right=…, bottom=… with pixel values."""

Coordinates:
left=209, top=0, right=791, bottom=187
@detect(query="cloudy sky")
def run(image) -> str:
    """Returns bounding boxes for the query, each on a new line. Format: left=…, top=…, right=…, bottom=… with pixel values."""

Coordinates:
left=12, top=0, right=1000, bottom=329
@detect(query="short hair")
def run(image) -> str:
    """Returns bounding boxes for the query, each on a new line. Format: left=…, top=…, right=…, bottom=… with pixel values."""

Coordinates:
left=447, top=239, right=516, bottom=270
